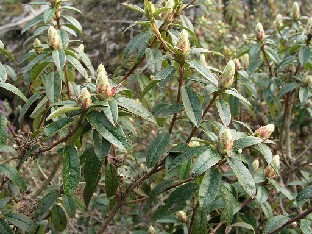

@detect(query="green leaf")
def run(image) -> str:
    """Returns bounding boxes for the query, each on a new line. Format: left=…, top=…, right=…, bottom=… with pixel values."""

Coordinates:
left=169, top=146, right=208, bottom=171
left=43, top=7, right=55, bottom=23
left=44, top=117, right=73, bottom=137
left=296, top=186, right=312, bottom=203
left=192, top=209, right=208, bottom=234
left=199, top=167, right=222, bottom=209
left=227, top=157, right=256, bottom=197
left=299, top=46, right=311, bottom=66
left=52, top=50, right=66, bottom=70
left=62, top=6, right=83, bottom=14
left=265, top=47, right=280, bottom=64
left=181, top=86, right=202, bottom=127
left=4, top=65, right=17, bottom=81
left=46, top=106, right=80, bottom=121
left=21, top=15, right=43, bottom=34
left=62, top=195, right=76, bottom=218
left=62, top=146, right=80, bottom=195
left=0, top=48, right=15, bottom=61
left=278, top=83, right=298, bottom=98
left=0, top=219, right=13, bottom=234
left=42, top=72, right=62, bottom=103
left=188, top=60, right=218, bottom=86
left=0, top=145, right=15, bottom=153
left=225, top=88, right=251, bottom=105
left=264, top=215, right=289, bottom=234
left=269, top=179, right=294, bottom=200
left=156, top=66, right=177, bottom=88
left=0, top=82, right=27, bottom=102
left=301, top=219, right=312, bottom=234
left=122, top=3, right=145, bottom=14
left=146, top=132, right=170, bottom=168
left=225, top=222, right=255, bottom=234
left=124, top=31, right=153, bottom=58
left=233, top=136, right=262, bottom=151
left=299, top=87, right=309, bottom=103
left=216, top=98, right=231, bottom=126
left=148, top=180, right=173, bottom=202
left=116, top=97, right=156, bottom=124
left=191, top=147, right=221, bottom=176
left=66, top=55, right=88, bottom=79
left=152, top=183, right=199, bottom=220
left=62, top=15, right=82, bottom=32
left=0, top=197, right=11, bottom=209
left=105, top=163, right=119, bottom=198
left=75, top=48, right=94, bottom=77
left=0, top=112, right=7, bottom=145
left=0, top=165, right=26, bottom=190
left=51, top=204, right=67, bottom=232
left=145, top=48, right=163, bottom=73
left=30, top=62, right=51, bottom=81
left=103, top=99, right=118, bottom=126
left=0, top=63, right=7, bottom=82
left=60, top=29, right=69, bottom=48
left=3, top=212, right=35, bottom=232
left=254, top=143, right=272, bottom=164
left=93, top=130, right=111, bottom=161
left=220, top=184, right=235, bottom=224
left=82, top=147, right=102, bottom=206
left=86, top=111, right=131, bottom=151
left=35, top=189, right=59, bottom=220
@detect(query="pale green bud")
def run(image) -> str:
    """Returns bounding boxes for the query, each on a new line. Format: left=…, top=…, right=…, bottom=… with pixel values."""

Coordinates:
left=176, top=211, right=187, bottom=223
left=217, top=129, right=233, bottom=155
left=48, top=26, right=61, bottom=50
left=272, top=155, right=280, bottom=170
left=79, top=44, right=84, bottom=52
left=255, top=22, right=265, bottom=42
left=219, top=60, right=235, bottom=89
left=0, top=40, right=4, bottom=49
left=188, top=141, right=200, bottom=147
left=234, top=58, right=242, bottom=70
left=144, top=0, right=155, bottom=19
left=33, top=38, right=43, bottom=54
left=79, top=88, right=92, bottom=109
left=148, top=225, right=155, bottom=234
left=274, top=14, right=283, bottom=29
left=303, top=75, right=312, bottom=87
left=241, top=54, right=250, bottom=69
left=292, top=2, right=300, bottom=21
left=255, top=124, right=274, bottom=140
left=252, top=159, right=260, bottom=172
left=176, top=29, right=191, bottom=56
left=96, top=64, right=113, bottom=98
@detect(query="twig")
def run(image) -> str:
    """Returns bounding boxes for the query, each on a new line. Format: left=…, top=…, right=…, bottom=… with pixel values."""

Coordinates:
left=260, top=44, right=274, bottom=77
left=269, top=207, right=312, bottom=234
left=186, top=92, right=218, bottom=143
left=210, top=221, right=225, bottom=234
left=124, top=196, right=148, bottom=205
left=31, top=158, right=62, bottom=199
left=189, top=202, right=199, bottom=233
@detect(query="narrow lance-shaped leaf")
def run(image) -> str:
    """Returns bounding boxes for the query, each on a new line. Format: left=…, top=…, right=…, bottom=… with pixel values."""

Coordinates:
left=0, top=219, right=13, bottom=234
left=199, top=167, right=222, bottom=209
left=0, top=112, right=7, bottom=145
left=233, top=136, right=262, bottom=151
left=146, top=132, right=170, bottom=168
left=264, top=215, right=289, bottom=234
left=0, top=83, right=27, bottom=102
left=93, top=130, right=111, bottom=161
left=188, top=60, right=218, bottom=86
left=42, top=72, right=62, bottom=103
left=0, top=165, right=26, bottom=190
left=216, top=98, right=231, bottom=127
left=35, top=189, right=59, bottom=220
left=62, top=146, right=80, bottom=195
left=105, top=163, right=119, bottom=198
left=2, top=212, right=35, bottom=232
left=181, top=86, right=202, bottom=127
left=62, top=15, right=82, bottom=32
left=51, top=204, right=68, bottom=232
left=227, top=157, right=256, bottom=197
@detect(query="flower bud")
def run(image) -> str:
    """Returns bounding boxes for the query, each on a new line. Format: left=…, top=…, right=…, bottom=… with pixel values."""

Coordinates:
left=144, top=0, right=155, bottom=19
left=96, top=64, right=113, bottom=99
left=188, top=141, right=200, bottom=148
left=79, top=44, right=84, bottom=52
left=274, top=14, right=283, bottom=29
left=148, top=225, right=155, bottom=234
left=292, top=2, right=300, bottom=21
left=272, top=155, right=280, bottom=170
left=0, top=40, right=4, bottom=49
left=48, top=26, right=61, bottom=50
left=33, top=38, right=43, bottom=54
left=302, top=75, right=312, bottom=87
left=234, top=58, right=242, bottom=71
left=218, top=60, right=235, bottom=89
left=200, top=54, right=208, bottom=66
left=50, top=0, right=58, bottom=5
left=255, top=23, right=265, bottom=42
left=161, top=0, right=175, bottom=21
left=217, top=129, right=233, bottom=155
left=241, top=54, right=250, bottom=69
left=176, top=29, right=191, bottom=57
left=176, top=211, right=187, bottom=223
left=264, top=165, right=277, bottom=178
left=79, top=88, right=92, bottom=109
left=307, top=18, right=312, bottom=35
left=254, top=124, right=274, bottom=140
left=252, top=159, right=260, bottom=172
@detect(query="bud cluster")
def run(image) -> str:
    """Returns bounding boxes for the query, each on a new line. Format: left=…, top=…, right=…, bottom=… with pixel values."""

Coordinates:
left=292, top=2, right=300, bottom=21
left=96, top=64, right=114, bottom=99
left=176, top=211, right=187, bottom=223
left=274, top=14, right=283, bottom=29
left=79, top=88, right=92, bottom=109
left=48, top=26, right=61, bottom=50
left=218, top=60, right=235, bottom=89
left=254, top=124, right=274, bottom=140
left=217, top=129, right=233, bottom=155
left=175, top=29, right=191, bottom=59
left=255, top=23, right=265, bottom=42
left=241, top=54, right=250, bottom=69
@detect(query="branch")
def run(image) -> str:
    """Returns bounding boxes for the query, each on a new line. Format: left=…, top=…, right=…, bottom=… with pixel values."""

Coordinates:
left=260, top=44, right=274, bottom=77
left=269, top=207, right=312, bottom=234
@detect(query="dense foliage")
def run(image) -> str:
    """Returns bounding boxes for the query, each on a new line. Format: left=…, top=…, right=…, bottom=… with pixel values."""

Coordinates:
left=0, top=0, right=311, bottom=233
